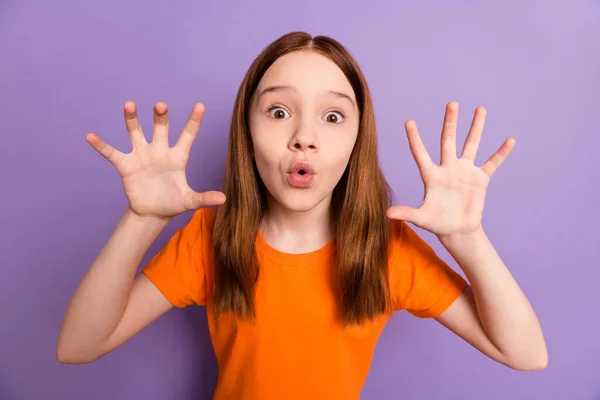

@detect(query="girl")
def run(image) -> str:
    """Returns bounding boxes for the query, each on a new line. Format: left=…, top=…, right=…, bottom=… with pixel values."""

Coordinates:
left=57, top=31, right=547, bottom=399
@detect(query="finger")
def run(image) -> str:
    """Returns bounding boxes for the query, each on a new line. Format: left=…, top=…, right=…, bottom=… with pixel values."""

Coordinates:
left=86, top=133, right=125, bottom=166
left=152, top=102, right=169, bottom=147
left=405, top=120, right=435, bottom=172
left=386, top=205, right=421, bottom=225
left=480, top=138, right=516, bottom=177
left=440, top=101, right=459, bottom=164
left=185, top=190, right=227, bottom=210
left=175, top=103, right=206, bottom=154
left=462, top=106, right=487, bottom=162
left=123, top=101, right=148, bottom=149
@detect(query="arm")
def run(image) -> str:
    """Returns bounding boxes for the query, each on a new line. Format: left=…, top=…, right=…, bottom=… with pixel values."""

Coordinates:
left=57, top=101, right=225, bottom=363
left=435, top=227, right=548, bottom=371
left=386, top=101, right=547, bottom=371
left=56, top=208, right=173, bottom=364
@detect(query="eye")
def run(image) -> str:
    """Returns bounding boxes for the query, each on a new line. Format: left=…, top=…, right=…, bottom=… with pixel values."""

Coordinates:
left=268, top=106, right=290, bottom=119
left=323, top=111, right=345, bottom=124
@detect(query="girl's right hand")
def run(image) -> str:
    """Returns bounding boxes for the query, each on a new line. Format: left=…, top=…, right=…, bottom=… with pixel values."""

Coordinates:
left=86, top=101, right=226, bottom=219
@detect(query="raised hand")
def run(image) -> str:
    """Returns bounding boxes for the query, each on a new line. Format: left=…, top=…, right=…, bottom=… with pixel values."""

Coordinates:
left=86, top=101, right=226, bottom=219
left=386, top=101, right=515, bottom=239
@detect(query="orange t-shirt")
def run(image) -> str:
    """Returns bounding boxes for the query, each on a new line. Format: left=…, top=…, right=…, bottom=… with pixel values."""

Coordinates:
left=142, top=207, right=467, bottom=399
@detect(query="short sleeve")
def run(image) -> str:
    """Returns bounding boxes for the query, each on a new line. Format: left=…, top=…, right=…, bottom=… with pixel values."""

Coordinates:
left=389, top=219, right=468, bottom=318
left=141, top=209, right=206, bottom=307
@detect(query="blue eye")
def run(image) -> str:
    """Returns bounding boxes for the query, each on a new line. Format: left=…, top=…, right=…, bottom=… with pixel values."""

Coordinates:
left=323, top=111, right=344, bottom=124
left=268, top=107, right=290, bottom=119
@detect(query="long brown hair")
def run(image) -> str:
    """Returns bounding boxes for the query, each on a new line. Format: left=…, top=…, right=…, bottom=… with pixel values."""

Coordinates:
left=213, top=31, right=394, bottom=326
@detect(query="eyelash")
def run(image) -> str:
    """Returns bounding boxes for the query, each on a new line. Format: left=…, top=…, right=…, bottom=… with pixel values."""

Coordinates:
left=265, top=104, right=346, bottom=121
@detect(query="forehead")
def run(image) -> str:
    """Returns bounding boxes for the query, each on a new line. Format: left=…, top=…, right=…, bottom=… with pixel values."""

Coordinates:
left=256, top=50, right=355, bottom=100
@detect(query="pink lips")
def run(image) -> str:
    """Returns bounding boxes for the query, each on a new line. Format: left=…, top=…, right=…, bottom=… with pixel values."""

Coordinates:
left=287, top=160, right=314, bottom=188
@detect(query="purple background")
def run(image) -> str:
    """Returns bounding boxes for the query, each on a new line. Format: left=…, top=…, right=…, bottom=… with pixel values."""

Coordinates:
left=1, top=1, right=598, bottom=399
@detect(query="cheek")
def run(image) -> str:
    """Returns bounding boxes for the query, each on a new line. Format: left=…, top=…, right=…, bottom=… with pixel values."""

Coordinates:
left=250, top=120, right=293, bottom=169
left=324, top=127, right=358, bottom=161
left=252, top=138, right=286, bottom=185
left=250, top=117, right=289, bottom=152
left=253, top=137, right=284, bottom=168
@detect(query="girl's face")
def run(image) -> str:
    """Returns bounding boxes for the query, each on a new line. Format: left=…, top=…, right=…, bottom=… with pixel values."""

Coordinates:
left=249, top=50, right=360, bottom=213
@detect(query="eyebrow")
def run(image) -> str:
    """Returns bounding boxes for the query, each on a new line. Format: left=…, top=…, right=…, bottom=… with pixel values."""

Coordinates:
left=257, top=85, right=357, bottom=109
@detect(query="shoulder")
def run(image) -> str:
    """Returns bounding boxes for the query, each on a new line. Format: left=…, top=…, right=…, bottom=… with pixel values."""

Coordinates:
left=198, top=206, right=217, bottom=224
left=185, top=207, right=217, bottom=238
left=388, top=217, right=438, bottom=265
left=140, top=207, right=219, bottom=308
left=387, top=217, right=446, bottom=295
left=387, top=218, right=468, bottom=316
left=155, top=207, right=217, bottom=263
left=388, top=217, right=410, bottom=262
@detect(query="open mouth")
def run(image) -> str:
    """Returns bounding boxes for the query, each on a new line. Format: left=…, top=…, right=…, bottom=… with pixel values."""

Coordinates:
left=287, top=161, right=314, bottom=188
left=287, top=169, right=313, bottom=188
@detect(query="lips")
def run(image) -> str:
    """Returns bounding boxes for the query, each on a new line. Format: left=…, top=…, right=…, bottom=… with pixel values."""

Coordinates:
left=287, top=160, right=314, bottom=188
left=287, top=160, right=315, bottom=175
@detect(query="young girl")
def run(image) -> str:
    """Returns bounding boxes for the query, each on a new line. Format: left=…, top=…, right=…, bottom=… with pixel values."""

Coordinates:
left=57, top=31, right=547, bottom=399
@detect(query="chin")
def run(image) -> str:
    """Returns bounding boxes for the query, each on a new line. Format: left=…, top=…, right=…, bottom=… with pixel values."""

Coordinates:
left=280, top=197, right=321, bottom=213
left=271, top=189, right=330, bottom=213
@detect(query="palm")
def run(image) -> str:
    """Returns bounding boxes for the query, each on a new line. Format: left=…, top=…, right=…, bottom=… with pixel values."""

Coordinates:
left=387, top=101, right=515, bottom=238
left=120, top=147, right=192, bottom=217
left=86, top=101, right=226, bottom=219
left=414, top=158, right=490, bottom=236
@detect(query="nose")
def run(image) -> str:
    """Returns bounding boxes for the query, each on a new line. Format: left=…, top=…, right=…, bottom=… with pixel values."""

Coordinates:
left=289, top=117, right=318, bottom=152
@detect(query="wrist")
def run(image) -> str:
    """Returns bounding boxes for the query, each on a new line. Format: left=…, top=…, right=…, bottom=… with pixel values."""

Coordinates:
left=123, top=206, right=172, bottom=229
left=437, top=224, right=486, bottom=249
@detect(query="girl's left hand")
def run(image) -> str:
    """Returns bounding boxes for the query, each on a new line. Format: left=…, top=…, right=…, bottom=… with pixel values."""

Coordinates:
left=386, top=101, right=516, bottom=240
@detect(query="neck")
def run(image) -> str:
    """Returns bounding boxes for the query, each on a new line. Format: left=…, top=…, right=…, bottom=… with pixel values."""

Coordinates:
left=260, top=193, right=333, bottom=254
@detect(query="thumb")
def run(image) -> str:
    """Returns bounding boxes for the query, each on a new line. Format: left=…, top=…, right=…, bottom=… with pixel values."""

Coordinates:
left=386, top=205, right=420, bottom=224
left=186, top=190, right=227, bottom=210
